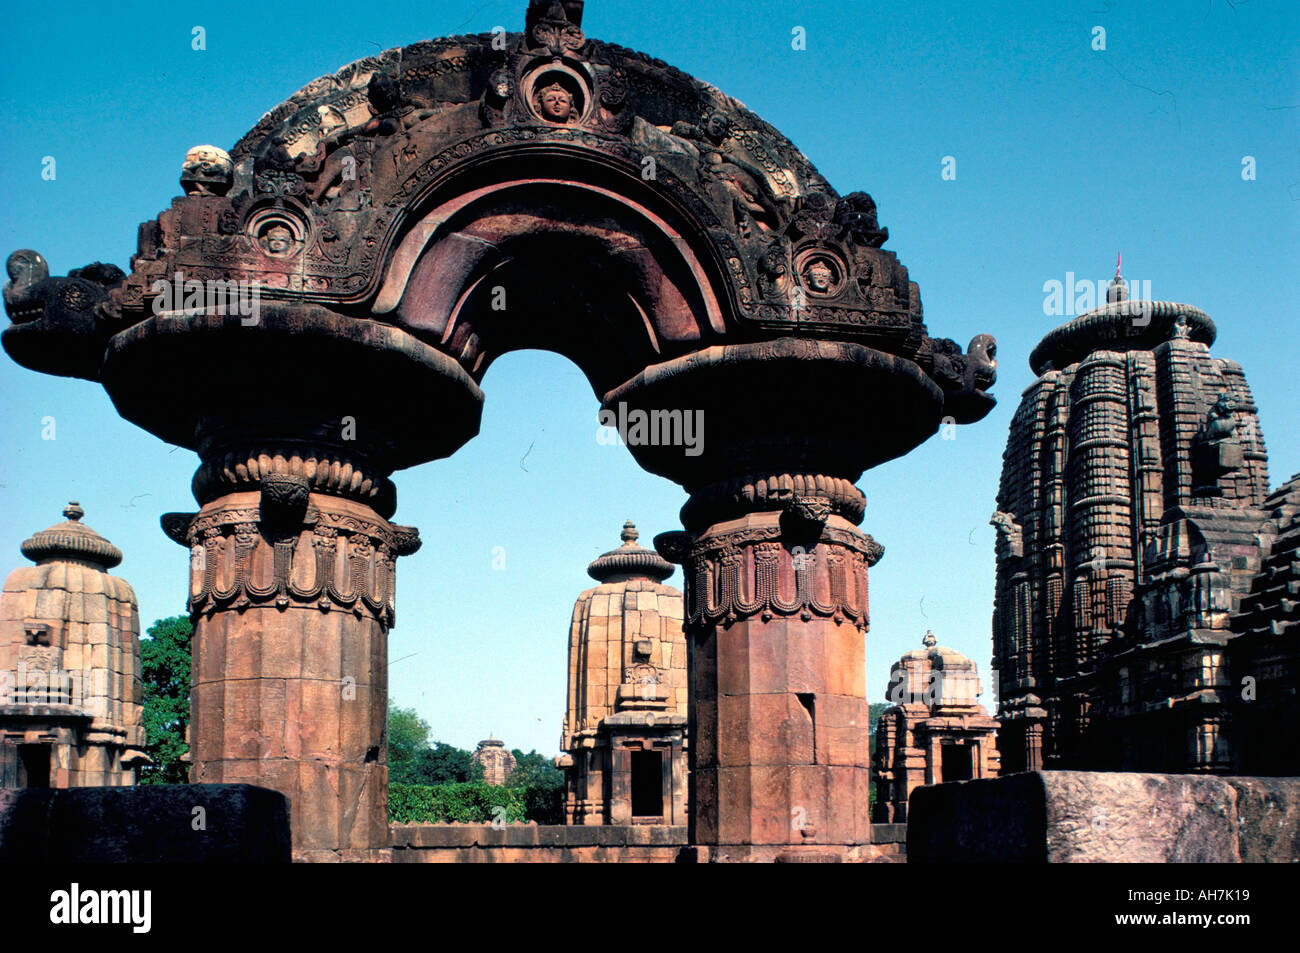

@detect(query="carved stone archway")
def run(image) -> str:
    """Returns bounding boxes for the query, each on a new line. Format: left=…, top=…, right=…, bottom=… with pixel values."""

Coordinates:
left=2, top=0, right=995, bottom=862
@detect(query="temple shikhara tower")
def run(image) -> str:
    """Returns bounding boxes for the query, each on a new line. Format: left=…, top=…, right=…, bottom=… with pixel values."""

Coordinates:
left=993, top=266, right=1300, bottom=775
left=558, top=522, right=687, bottom=825
left=471, top=738, right=516, bottom=786
left=872, top=631, right=999, bottom=823
left=0, top=503, right=148, bottom=788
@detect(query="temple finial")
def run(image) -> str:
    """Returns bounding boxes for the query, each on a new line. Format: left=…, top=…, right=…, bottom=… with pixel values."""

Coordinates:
left=64, top=501, right=84, bottom=522
left=620, top=520, right=638, bottom=544
left=1107, top=253, right=1129, bottom=304
left=922, top=629, right=937, bottom=648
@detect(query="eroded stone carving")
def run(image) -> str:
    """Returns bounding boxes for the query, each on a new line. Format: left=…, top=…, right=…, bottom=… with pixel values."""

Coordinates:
left=180, top=145, right=234, bottom=197
left=3, top=5, right=996, bottom=430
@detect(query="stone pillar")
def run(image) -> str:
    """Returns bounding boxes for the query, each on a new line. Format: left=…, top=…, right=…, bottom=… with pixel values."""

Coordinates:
left=166, top=445, right=420, bottom=862
left=1026, top=722, right=1044, bottom=770
left=662, top=501, right=878, bottom=861
left=582, top=748, right=604, bottom=825
left=669, top=736, right=687, bottom=824
left=610, top=746, right=632, bottom=823
left=605, top=338, right=955, bottom=862
left=100, top=305, right=483, bottom=861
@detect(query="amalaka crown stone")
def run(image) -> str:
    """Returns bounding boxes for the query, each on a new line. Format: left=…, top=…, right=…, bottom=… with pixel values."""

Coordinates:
left=20, top=501, right=124, bottom=569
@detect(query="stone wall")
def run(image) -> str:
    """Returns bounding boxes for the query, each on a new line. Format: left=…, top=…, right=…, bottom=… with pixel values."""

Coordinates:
left=868, top=822, right=907, bottom=862
left=908, top=771, right=1300, bottom=863
left=390, top=823, right=688, bottom=863
left=0, top=784, right=290, bottom=863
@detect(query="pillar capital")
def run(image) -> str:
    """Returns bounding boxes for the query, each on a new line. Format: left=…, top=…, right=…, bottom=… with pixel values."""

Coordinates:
left=657, top=512, right=881, bottom=634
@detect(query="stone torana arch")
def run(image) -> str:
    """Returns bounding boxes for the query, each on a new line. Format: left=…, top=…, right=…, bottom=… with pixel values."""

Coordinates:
left=2, top=1, right=996, bottom=862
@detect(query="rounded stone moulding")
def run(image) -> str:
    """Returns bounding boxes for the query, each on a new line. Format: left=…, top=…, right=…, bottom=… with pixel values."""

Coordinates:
left=99, top=303, right=486, bottom=507
left=20, top=501, right=124, bottom=569
left=600, top=337, right=945, bottom=497
left=586, top=520, right=674, bottom=582
left=1029, top=300, right=1215, bottom=375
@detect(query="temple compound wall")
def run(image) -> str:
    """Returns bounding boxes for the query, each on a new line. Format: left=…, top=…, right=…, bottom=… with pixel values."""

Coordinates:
left=390, top=822, right=687, bottom=862
left=558, top=522, right=687, bottom=825
left=992, top=269, right=1299, bottom=777
left=872, top=631, right=999, bottom=823
left=0, top=503, right=148, bottom=789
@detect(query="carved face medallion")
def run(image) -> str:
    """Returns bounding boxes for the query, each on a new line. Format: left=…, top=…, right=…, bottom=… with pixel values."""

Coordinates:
left=807, top=261, right=833, bottom=292
left=537, top=83, right=574, bottom=123
left=259, top=224, right=295, bottom=257
left=802, top=258, right=840, bottom=295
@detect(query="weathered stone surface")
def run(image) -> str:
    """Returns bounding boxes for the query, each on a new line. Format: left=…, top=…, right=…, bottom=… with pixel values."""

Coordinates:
left=1224, top=776, right=1300, bottom=863
left=870, top=822, right=906, bottom=848
left=0, top=783, right=290, bottom=863
left=908, top=771, right=1300, bottom=862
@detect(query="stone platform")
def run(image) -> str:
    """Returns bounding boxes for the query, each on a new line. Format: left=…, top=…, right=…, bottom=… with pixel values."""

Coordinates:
left=907, top=771, right=1300, bottom=862
left=0, top=783, right=291, bottom=863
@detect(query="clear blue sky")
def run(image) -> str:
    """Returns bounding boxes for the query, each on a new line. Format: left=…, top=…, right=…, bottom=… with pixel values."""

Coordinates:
left=1, top=1, right=1296, bottom=756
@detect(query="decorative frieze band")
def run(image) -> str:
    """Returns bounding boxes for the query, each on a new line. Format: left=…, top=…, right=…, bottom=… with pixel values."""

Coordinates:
left=161, top=496, right=419, bottom=629
left=657, top=522, right=882, bottom=631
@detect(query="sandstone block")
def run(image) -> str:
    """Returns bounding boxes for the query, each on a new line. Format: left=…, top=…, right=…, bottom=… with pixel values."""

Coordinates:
left=908, top=771, right=1300, bottom=862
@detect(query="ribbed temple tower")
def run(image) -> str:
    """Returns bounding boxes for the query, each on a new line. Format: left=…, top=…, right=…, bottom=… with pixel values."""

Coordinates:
left=559, top=521, right=687, bottom=825
left=0, top=502, right=148, bottom=787
left=992, top=266, right=1280, bottom=773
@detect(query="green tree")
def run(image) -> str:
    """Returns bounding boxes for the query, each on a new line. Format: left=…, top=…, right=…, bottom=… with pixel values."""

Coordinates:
left=507, top=749, right=565, bottom=824
left=867, top=701, right=889, bottom=758
left=392, top=741, right=484, bottom=785
left=389, top=781, right=525, bottom=824
left=139, top=615, right=193, bottom=784
left=387, top=703, right=431, bottom=768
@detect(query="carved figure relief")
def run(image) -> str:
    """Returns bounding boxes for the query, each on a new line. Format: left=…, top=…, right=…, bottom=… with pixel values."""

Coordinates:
left=522, top=66, right=588, bottom=126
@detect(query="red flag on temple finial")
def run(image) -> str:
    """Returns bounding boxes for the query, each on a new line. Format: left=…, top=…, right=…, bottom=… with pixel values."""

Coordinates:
left=1116, top=251, right=1122, bottom=278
